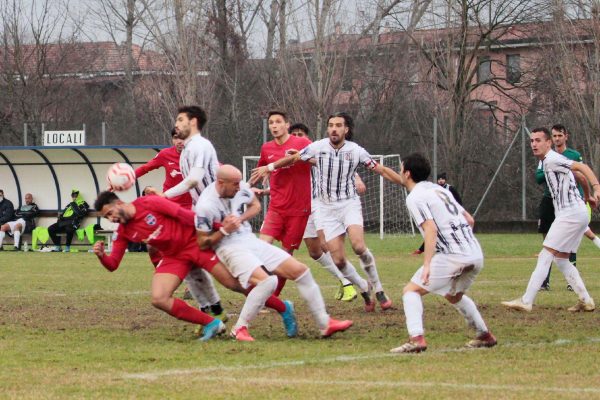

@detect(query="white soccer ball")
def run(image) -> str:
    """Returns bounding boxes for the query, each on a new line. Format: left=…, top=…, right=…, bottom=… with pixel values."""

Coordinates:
left=107, top=163, right=136, bottom=191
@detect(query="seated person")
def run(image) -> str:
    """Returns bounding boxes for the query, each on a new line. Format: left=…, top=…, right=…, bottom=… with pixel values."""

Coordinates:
left=43, top=189, right=89, bottom=252
left=0, top=193, right=39, bottom=251
left=0, top=189, right=16, bottom=250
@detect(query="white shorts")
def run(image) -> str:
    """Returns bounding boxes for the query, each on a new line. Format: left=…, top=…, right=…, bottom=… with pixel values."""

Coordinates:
left=5, top=219, right=26, bottom=234
left=216, top=237, right=291, bottom=289
left=544, top=206, right=588, bottom=253
left=410, top=253, right=483, bottom=296
left=317, top=197, right=363, bottom=242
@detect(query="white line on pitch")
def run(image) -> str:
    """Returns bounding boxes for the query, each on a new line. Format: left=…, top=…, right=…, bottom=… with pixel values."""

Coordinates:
left=123, top=337, right=600, bottom=381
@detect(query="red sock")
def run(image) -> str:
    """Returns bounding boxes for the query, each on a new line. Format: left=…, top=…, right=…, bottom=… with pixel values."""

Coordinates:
left=274, top=276, right=287, bottom=296
left=169, top=298, right=214, bottom=325
left=244, top=286, right=286, bottom=313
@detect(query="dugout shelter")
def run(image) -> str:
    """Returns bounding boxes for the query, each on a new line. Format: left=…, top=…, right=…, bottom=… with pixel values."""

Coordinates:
left=0, top=145, right=167, bottom=230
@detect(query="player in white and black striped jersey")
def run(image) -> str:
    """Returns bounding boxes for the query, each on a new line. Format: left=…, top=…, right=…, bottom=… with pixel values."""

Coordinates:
left=502, top=127, right=600, bottom=313
left=378, top=153, right=496, bottom=353
left=252, top=112, right=393, bottom=312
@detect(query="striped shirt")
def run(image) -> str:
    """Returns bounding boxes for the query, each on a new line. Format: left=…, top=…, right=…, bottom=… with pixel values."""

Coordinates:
left=179, top=134, right=219, bottom=204
left=406, top=181, right=481, bottom=257
left=299, top=139, right=377, bottom=203
left=542, top=149, right=584, bottom=214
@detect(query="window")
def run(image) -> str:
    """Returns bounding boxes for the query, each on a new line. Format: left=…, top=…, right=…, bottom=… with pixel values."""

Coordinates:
left=506, top=54, right=521, bottom=84
left=477, top=56, right=492, bottom=83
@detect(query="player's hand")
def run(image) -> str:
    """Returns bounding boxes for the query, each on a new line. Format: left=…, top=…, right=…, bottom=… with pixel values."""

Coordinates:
left=421, top=266, right=430, bottom=286
left=222, top=215, right=241, bottom=234
left=251, top=187, right=265, bottom=197
left=587, top=196, right=598, bottom=209
left=250, top=166, right=270, bottom=185
left=93, top=241, right=105, bottom=257
left=143, top=186, right=163, bottom=197
left=285, top=148, right=299, bottom=156
left=592, top=190, right=600, bottom=209
left=356, top=179, right=367, bottom=195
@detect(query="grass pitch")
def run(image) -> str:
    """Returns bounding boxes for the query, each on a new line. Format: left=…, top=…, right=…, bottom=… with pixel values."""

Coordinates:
left=1, top=234, right=599, bottom=399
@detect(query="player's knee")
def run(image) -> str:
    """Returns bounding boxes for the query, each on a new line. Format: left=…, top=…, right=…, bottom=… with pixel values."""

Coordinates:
left=287, top=261, right=309, bottom=280
left=307, top=248, right=322, bottom=260
left=352, top=243, right=367, bottom=255
left=151, top=292, right=170, bottom=311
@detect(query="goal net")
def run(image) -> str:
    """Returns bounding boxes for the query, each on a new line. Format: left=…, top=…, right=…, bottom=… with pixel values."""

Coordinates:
left=242, top=154, right=414, bottom=238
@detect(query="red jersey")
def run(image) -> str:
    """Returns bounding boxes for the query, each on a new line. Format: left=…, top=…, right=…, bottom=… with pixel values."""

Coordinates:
left=99, top=196, right=197, bottom=271
left=258, top=135, right=312, bottom=216
left=135, top=146, right=193, bottom=209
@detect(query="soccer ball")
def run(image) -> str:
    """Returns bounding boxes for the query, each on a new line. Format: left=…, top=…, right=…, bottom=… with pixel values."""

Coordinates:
left=107, top=163, right=136, bottom=191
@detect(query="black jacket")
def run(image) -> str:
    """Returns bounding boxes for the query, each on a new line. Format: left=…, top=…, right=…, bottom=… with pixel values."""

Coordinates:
left=0, top=198, right=15, bottom=225
left=15, top=202, right=40, bottom=233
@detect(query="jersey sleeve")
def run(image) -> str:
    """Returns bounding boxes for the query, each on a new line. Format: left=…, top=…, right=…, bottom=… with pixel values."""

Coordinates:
left=299, top=141, right=318, bottom=162
left=194, top=204, right=216, bottom=233
left=135, top=152, right=163, bottom=178
left=406, top=195, right=433, bottom=227
left=358, top=146, right=378, bottom=170
left=97, top=227, right=128, bottom=271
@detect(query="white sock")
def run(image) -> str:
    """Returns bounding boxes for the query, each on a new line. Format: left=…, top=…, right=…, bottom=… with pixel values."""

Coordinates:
left=295, top=269, right=329, bottom=330
left=403, top=291, right=424, bottom=337
left=452, top=295, right=488, bottom=336
left=522, top=248, right=554, bottom=305
left=554, top=258, right=592, bottom=303
left=358, top=248, right=383, bottom=292
left=234, top=275, right=277, bottom=330
left=0, top=231, right=5, bottom=247
left=184, top=269, right=213, bottom=308
left=14, top=230, right=21, bottom=248
left=592, top=236, right=600, bottom=249
left=316, top=252, right=350, bottom=285
left=340, top=261, right=369, bottom=292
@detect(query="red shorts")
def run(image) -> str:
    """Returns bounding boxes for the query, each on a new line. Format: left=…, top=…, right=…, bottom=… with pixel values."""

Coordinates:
left=154, top=243, right=219, bottom=280
left=260, top=209, right=309, bottom=251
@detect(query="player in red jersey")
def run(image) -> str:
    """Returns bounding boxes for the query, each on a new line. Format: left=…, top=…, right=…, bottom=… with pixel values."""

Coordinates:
left=92, top=191, right=297, bottom=341
left=135, top=128, right=193, bottom=209
left=254, top=111, right=312, bottom=295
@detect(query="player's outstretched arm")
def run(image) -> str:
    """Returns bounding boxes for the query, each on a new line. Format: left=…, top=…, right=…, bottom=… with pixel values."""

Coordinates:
left=94, top=239, right=127, bottom=272
left=164, top=166, right=205, bottom=198
left=462, top=210, right=475, bottom=228
left=250, top=153, right=300, bottom=185
left=376, top=165, right=403, bottom=185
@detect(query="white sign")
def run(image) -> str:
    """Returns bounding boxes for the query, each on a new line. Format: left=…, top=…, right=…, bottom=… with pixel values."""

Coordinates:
left=43, top=130, right=86, bottom=146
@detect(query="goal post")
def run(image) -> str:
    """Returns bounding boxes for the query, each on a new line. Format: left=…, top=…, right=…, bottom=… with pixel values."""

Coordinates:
left=242, top=154, right=415, bottom=238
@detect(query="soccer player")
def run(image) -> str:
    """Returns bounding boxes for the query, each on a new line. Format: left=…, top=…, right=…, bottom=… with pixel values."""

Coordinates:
left=145, top=106, right=224, bottom=322
left=502, top=127, right=600, bottom=312
left=536, top=124, right=600, bottom=291
left=0, top=193, right=38, bottom=251
left=253, top=111, right=312, bottom=296
left=93, top=190, right=297, bottom=341
left=288, top=123, right=363, bottom=301
left=379, top=153, right=495, bottom=353
left=197, top=165, right=353, bottom=340
left=251, top=112, right=392, bottom=312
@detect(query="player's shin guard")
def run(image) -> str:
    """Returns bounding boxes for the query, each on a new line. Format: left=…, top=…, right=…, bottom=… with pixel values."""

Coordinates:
left=13, top=230, right=21, bottom=248
left=0, top=231, right=5, bottom=247
left=358, top=248, right=383, bottom=292
left=403, top=291, right=424, bottom=337
left=452, top=295, right=488, bottom=336
left=274, top=276, right=287, bottom=296
left=554, top=258, right=592, bottom=303
left=185, top=268, right=220, bottom=308
left=522, top=248, right=554, bottom=305
left=295, top=269, right=329, bottom=330
left=169, top=298, right=214, bottom=325
left=316, top=252, right=349, bottom=284
left=235, top=275, right=277, bottom=331
left=340, top=261, right=369, bottom=292
left=245, top=286, right=286, bottom=313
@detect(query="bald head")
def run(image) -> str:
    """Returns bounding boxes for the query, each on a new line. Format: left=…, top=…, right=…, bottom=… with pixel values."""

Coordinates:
left=217, top=165, right=242, bottom=181
left=25, top=193, right=33, bottom=205
left=216, top=165, right=243, bottom=198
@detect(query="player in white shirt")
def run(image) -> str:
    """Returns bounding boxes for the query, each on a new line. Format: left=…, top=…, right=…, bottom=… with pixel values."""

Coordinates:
left=252, top=112, right=392, bottom=312
left=502, top=127, right=600, bottom=312
left=145, top=106, right=223, bottom=322
left=196, top=165, right=353, bottom=340
left=379, top=153, right=496, bottom=353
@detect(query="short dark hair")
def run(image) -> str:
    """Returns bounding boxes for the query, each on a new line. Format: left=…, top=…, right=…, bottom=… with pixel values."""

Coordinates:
left=267, top=110, right=288, bottom=122
left=289, top=123, right=310, bottom=136
left=170, top=127, right=177, bottom=137
left=438, top=172, right=447, bottom=180
left=551, top=124, right=568, bottom=135
left=177, top=106, right=207, bottom=130
left=327, top=112, right=354, bottom=141
left=531, top=127, right=551, bottom=140
left=94, top=191, right=119, bottom=212
left=402, top=153, right=431, bottom=183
